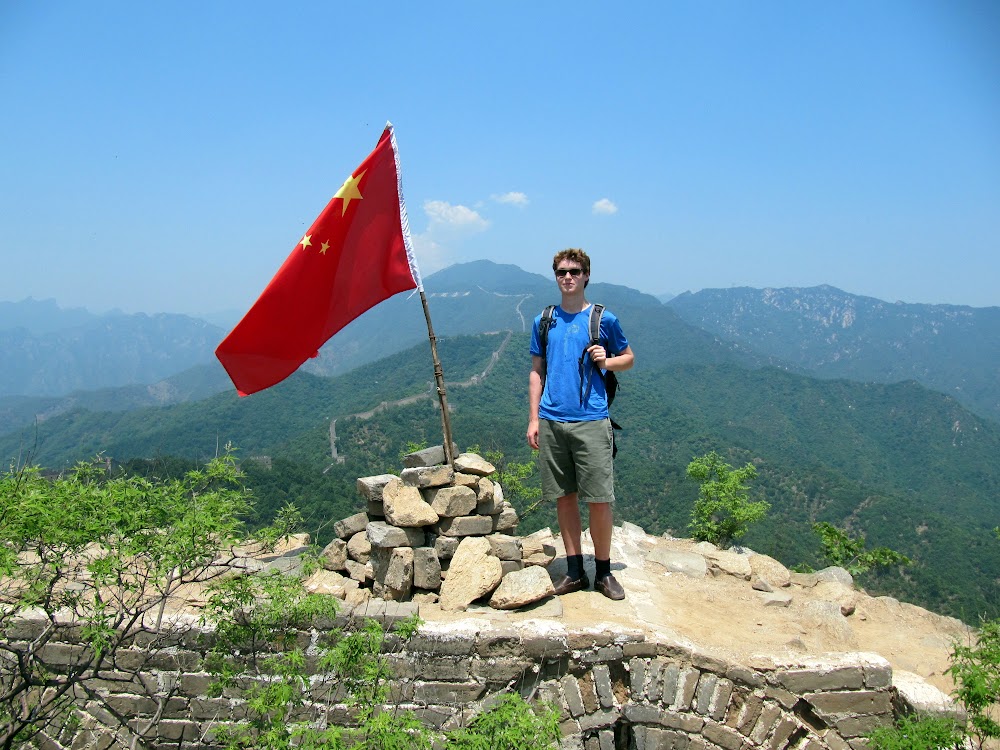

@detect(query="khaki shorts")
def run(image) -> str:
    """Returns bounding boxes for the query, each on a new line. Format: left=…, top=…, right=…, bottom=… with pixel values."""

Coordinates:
left=538, top=418, right=615, bottom=504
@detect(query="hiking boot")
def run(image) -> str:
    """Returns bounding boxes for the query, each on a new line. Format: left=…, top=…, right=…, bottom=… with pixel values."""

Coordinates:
left=551, top=574, right=590, bottom=596
left=595, top=574, right=625, bottom=601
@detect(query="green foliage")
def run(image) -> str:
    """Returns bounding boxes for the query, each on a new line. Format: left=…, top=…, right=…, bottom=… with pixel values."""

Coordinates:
left=0, top=448, right=275, bottom=750
left=204, top=578, right=556, bottom=750
left=482, top=445, right=543, bottom=518
left=686, top=451, right=769, bottom=549
left=445, top=693, right=561, bottom=749
left=948, top=619, right=1000, bottom=748
left=812, top=522, right=912, bottom=576
left=867, top=714, right=964, bottom=750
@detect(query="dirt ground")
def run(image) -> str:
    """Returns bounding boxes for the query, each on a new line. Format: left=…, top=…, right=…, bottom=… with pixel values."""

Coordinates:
left=420, top=524, right=971, bottom=699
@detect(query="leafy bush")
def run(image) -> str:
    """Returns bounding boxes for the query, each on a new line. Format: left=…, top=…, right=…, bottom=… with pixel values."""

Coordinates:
left=686, top=451, right=768, bottom=549
left=812, top=522, right=911, bottom=576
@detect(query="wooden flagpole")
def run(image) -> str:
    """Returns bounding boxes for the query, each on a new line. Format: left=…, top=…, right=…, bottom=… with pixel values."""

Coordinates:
left=419, top=289, right=456, bottom=469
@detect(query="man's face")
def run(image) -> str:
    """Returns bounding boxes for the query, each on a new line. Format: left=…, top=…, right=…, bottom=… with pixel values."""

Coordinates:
left=555, top=261, right=587, bottom=291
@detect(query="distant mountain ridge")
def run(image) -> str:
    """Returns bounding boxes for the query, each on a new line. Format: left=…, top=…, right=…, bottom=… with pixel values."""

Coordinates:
left=667, top=284, right=1000, bottom=423
left=0, top=308, right=225, bottom=398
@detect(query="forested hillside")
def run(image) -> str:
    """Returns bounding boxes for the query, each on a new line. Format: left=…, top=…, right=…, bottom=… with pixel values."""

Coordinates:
left=8, top=329, right=999, bottom=623
left=668, top=285, right=1000, bottom=423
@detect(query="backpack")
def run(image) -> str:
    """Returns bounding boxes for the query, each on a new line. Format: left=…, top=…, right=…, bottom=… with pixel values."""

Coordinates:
left=539, top=303, right=622, bottom=457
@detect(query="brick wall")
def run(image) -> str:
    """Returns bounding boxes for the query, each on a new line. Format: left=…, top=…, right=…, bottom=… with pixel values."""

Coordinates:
left=24, top=600, right=899, bottom=750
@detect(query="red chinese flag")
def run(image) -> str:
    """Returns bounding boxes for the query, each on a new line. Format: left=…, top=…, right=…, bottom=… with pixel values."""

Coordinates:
left=216, top=124, right=422, bottom=396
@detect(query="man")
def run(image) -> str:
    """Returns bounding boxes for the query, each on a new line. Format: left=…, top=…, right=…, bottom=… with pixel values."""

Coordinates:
left=527, top=248, right=635, bottom=600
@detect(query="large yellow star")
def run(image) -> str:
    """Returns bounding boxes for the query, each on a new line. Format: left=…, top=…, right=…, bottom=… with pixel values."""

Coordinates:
left=300, top=234, right=312, bottom=250
left=334, top=169, right=366, bottom=216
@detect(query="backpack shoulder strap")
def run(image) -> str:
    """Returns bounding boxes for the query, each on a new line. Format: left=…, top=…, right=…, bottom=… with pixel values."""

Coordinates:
left=589, top=303, right=606, bottom=346
left=539, top=305, right=557, bottom=353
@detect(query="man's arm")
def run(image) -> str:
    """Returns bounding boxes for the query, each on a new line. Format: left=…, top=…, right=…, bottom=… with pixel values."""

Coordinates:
left=587, top=344, right=635, bottom=372
left=527, top=354, right=545, bottom=449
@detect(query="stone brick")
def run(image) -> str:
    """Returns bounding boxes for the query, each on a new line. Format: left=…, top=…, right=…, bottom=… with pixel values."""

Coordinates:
left=625, top=641, right=661, bottom=658
left=647, top=659, right=664, bottom=702
left=437, top=514, right=494, bottom=537
left=356, top=476, right=395, bottom=503
left=486, top=533, right=522, bottom=560
left=774, top=666, right=865, bottom=693
left=578, top=708, right=620, bottom=731
left=805, top=690, right=893, bottom=718
left=367, top=521, right=425, bottom=548
left=434, top=534, right=460, bottom=559
left=411, top=680, right=486, bottom=704
left=749, top=704, right=781, bottom=745
left=660, top=663, right=680, bottom=706
left=696, top=673, right=719, bottom=715
left=492, top=505, right=519, bottom=532
left=151, top=719, right=200, bottom=742
left=472, top=656, right=534, bottom=685
left=710, top=679, right=734, bottom=722
left=727, top=664, right=765, bottom=688
left=768, top=716, right=800, bottom=750
left=736, top=693, right=764, bottom=734
left=630, top=658, right=647, bottom=697
left=863, top=663, right=893, bottom=689
left=660, top=709, right=706, bottom=733
left=765, top=686, right=799, bottom=709
left=692, top=652, right=731, bottom=675
left=413, top=546, right=442, bottom=590
left=835, top=714, right=893, bottom=738
left=425, top=485, right=478, bottom=517
left=562, top=674, right=586, bottom=717
left=594, top=664, right=615, bottom=708
left=675, top=667, right=700, bottom=710
left=454, top=452, right=496, bottom=475
left=346, top=530, right=372, bottom=563
left=401, top=465, right=455, bottom=488
left=703, top=721, right=745, bottom=750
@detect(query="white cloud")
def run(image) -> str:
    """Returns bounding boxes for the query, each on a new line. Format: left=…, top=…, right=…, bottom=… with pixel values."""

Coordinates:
left=412, top=200, right=491, bottom=275
left=493, top=191, right=529, bottom=206
left=410, top=232, right=451, bottom=276
left=592, top=198, right=618, bottom=216
left=424, top=200, right=490, bottom=231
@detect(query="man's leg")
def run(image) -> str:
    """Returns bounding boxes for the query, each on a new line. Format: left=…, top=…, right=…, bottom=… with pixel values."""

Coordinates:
left=557, top=493, right=583, bottom=556
left=553, top=493, right=588, bottom=594
left=588, top=501, right=613, bottom=561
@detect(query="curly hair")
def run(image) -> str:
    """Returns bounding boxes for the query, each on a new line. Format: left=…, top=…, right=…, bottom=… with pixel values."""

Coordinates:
left=552, top=248, right=591, bottom=287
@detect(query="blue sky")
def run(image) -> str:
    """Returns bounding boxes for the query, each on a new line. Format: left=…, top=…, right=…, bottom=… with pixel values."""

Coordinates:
left=1, top=1, right=998, bottom=315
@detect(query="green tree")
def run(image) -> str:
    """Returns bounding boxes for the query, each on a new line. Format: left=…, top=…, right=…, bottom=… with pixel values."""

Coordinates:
left=0, top=448, right=292, bottom=750
left=686, top=451, right=768, bottom=549
left=948, top=619, right=1000, bottom=749
left=445, top=693, right=560, bottom=749
left=812, top=522, right=912, bottom=576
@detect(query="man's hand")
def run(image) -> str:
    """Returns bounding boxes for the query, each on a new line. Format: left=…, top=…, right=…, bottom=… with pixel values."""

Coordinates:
left=587, top=344, right=607, bottom=369
left=526, top=419, right=540, bottom=449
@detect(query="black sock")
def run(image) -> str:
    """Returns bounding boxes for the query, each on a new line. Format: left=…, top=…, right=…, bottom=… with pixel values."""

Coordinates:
left=595, top=558, right=611, bottom=581
left=566, top=554, right=584, bottom=580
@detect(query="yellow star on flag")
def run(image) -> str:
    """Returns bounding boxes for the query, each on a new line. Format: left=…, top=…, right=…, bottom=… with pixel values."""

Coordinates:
left=334, top=169, right=366, bottom=216
left=320, top=241, right=330, bottom=254
left=300, top=234, right=312, bottom=250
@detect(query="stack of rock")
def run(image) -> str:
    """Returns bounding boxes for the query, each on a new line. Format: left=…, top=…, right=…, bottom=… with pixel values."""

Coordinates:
left=316, top=445, right=557, bottom=612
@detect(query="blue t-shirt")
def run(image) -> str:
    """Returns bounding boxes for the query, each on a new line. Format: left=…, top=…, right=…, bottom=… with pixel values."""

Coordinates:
left=530, top=305, right=629, bottom=422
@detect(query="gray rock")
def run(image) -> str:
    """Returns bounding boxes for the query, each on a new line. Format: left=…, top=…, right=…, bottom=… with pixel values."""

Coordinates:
left=383, top=478, right=439, bottom=528
left=333, top=512, right=369, bottom=540
left=490, top=566, right=555, bottom=610
left=646, top=545, right=708, bottom=578
left=402, top=443, right=458, bottom=468
left=454, top=452, right=496, bottom=476
left=346, top=531, right=371, bottom=564
left=425, top=485, right=478, bottom=517
left=319, top=538, right=348, bottom=571
left=439, top=537, right=503, bottom=611
left=413, top=547, right=442, bottom=590
left=486, top=533, right=522, bottom=561
left=401, top=465, right=455, bottom=488
left=367, top=522, right=425, bottom=549
left=437, top=515, right=494, bottom=537
left=356, top=475, right=397, bottom=502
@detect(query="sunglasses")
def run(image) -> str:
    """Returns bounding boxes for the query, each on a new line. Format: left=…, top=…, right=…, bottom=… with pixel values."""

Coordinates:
left=555, top=268, right=583, bottom=277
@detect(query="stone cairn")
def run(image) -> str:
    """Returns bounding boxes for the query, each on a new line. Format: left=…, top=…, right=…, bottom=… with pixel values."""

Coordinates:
left=313, top=444, right=558, bottom=612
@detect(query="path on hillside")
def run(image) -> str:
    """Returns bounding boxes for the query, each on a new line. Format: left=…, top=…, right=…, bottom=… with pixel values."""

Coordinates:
left=328, top=329, right=514, bottom=462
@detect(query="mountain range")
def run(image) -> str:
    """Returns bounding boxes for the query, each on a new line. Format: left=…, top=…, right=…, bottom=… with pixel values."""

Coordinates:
left=2, top=262, right=998, bottom=622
